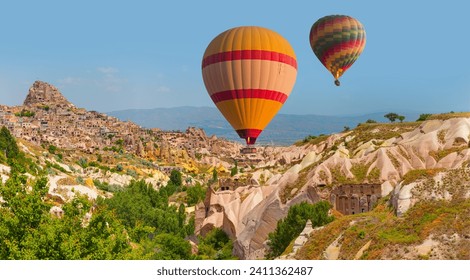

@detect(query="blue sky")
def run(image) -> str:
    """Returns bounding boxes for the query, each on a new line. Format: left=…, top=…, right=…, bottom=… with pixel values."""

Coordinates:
left=0, top=0, right=469, bottom=116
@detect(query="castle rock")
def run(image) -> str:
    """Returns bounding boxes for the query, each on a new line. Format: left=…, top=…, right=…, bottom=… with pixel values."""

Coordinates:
left=23, top=81, right=74, bottom=108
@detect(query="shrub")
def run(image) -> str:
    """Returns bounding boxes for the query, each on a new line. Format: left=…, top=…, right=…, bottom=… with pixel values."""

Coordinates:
left=126, top=169, right=138, bottom=178
left=116, top=164, right=123, bottom=172
left=48, top=145, right=58, bottom=154
left=266, top=201, right=334, bottom=259
left=76, top=176, right=84, bottom=184
left=170, top=169, right=182, bottom=186
left=15, top=109, right=35, bottom=117
left=77, top=157, right=88, bottom=168
left=417, top=113, right=432, bottom=121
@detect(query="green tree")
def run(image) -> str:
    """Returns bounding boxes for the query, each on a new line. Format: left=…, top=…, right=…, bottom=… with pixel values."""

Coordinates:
left=266, top=201, right=334, bottom=259
left=384, top=112, right=399, bottom=122
left=365, top=119, right=377, bottom=123
left=212, top=169, right=218, bottom=183
left=0, top=173, right=136, bottom=260
left=48, top=145, right=57, bottom=154
left=417, top=113, right=432, bottom=121
left=143, top=233, right=192, bottom=260
left=0, top=126, right=20, bottom=160
left=170, top=169, right=182, bottom=186
left=230, top=161, right=238, bottom=177
left=102, top=180, right=192, bottom=240
left=78, top=208, right=132, bottom=259
left=398, top=115, right=405, bottom=123
left=0, top=175, right=48, bottom=246
left=198, top=228, right=236, bottom=260
left=0, top=127, right=38, bottom=174
left=186, top=183, right=206, bottom=206
left=178, top=204, right=185, bottom=228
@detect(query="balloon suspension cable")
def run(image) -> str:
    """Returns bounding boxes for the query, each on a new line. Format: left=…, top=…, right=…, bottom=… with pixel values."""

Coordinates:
left=334, top=79, right=340, bottom=86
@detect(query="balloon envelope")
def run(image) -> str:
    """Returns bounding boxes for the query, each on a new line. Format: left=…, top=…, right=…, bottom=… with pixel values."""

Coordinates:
left=202, top=26, right=297, bottom=145
left=309, top=15, right=366, bottom=86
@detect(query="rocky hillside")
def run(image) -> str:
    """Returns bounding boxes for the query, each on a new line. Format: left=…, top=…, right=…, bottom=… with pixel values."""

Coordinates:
left=23, top=81, right=75, bottom=108
left=0, top=81, right=245, bottom=181
left=196, top=115, right=470, bottom=259
left=0, top=81, right=247, bottom=208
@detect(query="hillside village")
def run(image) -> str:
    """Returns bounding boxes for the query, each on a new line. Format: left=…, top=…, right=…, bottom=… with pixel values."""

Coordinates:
left=0, top=81, right=244, bottom=170
left=1, top=81, right=470, bottom=260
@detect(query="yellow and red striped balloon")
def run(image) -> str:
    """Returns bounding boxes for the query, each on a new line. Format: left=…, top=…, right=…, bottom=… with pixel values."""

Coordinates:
left=202, top=26, right=297, bottom=145
left=309, top=15, right=366, bottom=86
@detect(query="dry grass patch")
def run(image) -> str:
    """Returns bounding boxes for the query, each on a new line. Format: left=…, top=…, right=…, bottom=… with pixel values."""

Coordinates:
left=295, top=217, right=352, bottom=259
left=428, top=146, right=468, bottom=162
left=402, top=168, right=444, bottom=185
left=347, top=122, right=420, bottom=151
left=57, top=176, right=77, bottom=186
left=428, top=112, right=470, bottom=120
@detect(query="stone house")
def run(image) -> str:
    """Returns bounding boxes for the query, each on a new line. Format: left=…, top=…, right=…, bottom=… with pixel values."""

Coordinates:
left=330, top=184, right=381, bottom=215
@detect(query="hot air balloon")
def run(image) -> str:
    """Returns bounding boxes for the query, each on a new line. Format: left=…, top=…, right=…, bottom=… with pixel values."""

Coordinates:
left=309, top=15, right=366, bottom=86
left=202, top=26, right=297, bottom=146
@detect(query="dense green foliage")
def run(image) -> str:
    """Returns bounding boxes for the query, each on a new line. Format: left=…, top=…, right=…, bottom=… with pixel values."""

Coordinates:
left=0, top=175, right=199, bottom=259
left=101, top=180, right=193, bottom=240
left=0, top=129, right=244, bottom=260
left=0, top=146, right=238, bottom=260
left=0, top=126, right=38, bottom=174
left=136, top=233, right=193, bottom=260
left=169, top=169, right=182, bottom=186
left=0, top=132, right=198, bottom=260
left=0, top=174, right=132, bottom=259
left=186, top=183, right=206, bottom=206
left=266, top=201, right=334, bottom=259
left=197, top=228, right=236, bottom=260
left=0, top=126, right=20, bottom=160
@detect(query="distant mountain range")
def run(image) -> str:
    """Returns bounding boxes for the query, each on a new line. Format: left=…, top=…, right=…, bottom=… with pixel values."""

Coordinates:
left=108, top=107, right=421, bottom=145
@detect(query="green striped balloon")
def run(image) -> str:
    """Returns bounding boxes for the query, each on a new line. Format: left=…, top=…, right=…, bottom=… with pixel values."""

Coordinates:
left=309, top=15, right=366, bottom=86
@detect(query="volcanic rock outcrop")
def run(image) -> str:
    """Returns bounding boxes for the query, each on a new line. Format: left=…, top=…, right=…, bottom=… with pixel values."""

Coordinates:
left=23, top=81, right=74, bottom=108
left=197, top=117, right=470, bottom=259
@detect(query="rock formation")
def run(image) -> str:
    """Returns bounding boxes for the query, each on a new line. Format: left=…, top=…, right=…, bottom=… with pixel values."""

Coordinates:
left=197, top=117, right=470, bottom=259
left=23, top=81, right=74, bottom=108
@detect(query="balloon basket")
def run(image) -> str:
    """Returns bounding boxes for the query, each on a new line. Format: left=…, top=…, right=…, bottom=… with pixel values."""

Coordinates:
left=240, top=146, right=257, bottom=154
